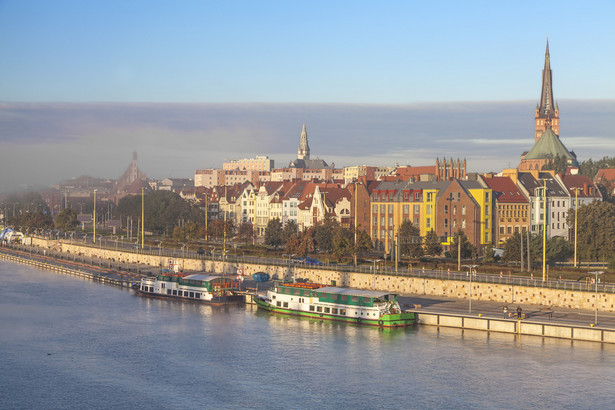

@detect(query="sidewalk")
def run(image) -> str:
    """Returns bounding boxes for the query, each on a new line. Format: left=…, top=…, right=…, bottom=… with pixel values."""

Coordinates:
left=399, top=293, right=615, bottom=329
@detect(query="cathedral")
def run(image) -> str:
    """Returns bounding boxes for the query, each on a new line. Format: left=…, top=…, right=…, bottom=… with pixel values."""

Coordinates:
left=518, top=40, right=577, bottom=171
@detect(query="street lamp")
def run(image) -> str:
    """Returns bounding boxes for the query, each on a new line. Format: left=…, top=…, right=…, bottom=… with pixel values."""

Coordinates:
left=463, top=264, right=478, bottom=313
left=570, top=187, right=581, bottom=268
left=590, top=270, right=604, bottom=325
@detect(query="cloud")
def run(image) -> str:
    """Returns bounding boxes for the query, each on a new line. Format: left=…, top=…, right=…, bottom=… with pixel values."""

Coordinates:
left=0, top=100, right=613, bottom=193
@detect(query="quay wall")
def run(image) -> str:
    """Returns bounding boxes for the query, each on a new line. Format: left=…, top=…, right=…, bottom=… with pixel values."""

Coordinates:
left=416, top=311, right=615, bottom=344
left=31, top=238, right=615, bottom=313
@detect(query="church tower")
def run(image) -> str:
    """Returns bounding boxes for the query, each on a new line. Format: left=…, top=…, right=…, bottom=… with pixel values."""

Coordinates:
left=297, top=123, right=310, bottom=160
left=534, top=39, right=559, bottom=143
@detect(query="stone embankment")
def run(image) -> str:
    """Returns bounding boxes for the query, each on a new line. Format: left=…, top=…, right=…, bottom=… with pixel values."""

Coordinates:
left=31, top=238, right=615, bottom=313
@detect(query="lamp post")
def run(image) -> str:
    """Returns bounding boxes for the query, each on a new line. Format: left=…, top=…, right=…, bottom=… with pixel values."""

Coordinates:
left=590, top=271, right=604, bottom=325
left=570, top=187, right=580, bottom=268
left=463, top=264, right=478, bottom=313
left=93, top=189, right=97, bottom=243
left=542, top=180, right=547, bottom=282
left=367, top=259, right=381, bottom=290
left=141, top=187, right=145, bottom=250
left=446, top=194, right=454, bottom=249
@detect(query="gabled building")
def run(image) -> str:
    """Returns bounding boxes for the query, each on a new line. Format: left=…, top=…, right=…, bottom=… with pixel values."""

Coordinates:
left=480, top=176, right=530, bottom=247
left=594, top=169, right=615, bottom=196
left=516, top=171, right=570, bottom=238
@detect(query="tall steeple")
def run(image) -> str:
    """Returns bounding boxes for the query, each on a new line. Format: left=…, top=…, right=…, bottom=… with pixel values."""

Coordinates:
left=297, top=123, right=310, bottom=160
left=534, top=39, right=559, bottom=142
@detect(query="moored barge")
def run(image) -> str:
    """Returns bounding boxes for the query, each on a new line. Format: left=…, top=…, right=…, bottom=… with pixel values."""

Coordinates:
left=135, top=272, right=244, bottom=305
left=255, top=282, right=414, bottom=327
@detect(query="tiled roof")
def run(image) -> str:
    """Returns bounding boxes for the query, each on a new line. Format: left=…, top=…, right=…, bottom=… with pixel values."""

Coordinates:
left=561, top=175, right=602, bottom=199
left=482, top=177, right=528, bottom=203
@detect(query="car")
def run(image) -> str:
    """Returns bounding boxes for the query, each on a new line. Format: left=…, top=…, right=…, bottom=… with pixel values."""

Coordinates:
left=196, top=248, right=205, bottom=255
left=304, top=257, right=323, bottom=266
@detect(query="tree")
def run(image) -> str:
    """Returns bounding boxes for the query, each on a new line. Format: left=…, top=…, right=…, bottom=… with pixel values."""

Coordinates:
left=313, top=218, right=339, bottom=252
left=264, top=218, right=283, bottom=248
left=54, top=208, right=78, bottom=231
left=579, top=156, right=615, bottom=180
left=208, top=220, right=225, bottom=239
left=281, top=220, right=298, bottom=244
left=398, top=220, right=423, bottom=258
left=541, top=154, right=569, bottom=175
left=117, top=190, right=203, bottom=236
left=332, top=227, right=353, bottom=261
left=502, top=232, right=523, bottom=263
left=237, top=222, right=254, bottom=243
left=423, top=229, right=442, bottom=256
left=449, top=230, right=475, bottom=260
left=172, top=222, right=201, bottom=243
left=566, top=201, right=615, bottom=261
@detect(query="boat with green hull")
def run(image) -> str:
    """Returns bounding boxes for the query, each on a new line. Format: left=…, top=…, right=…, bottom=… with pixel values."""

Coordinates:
left=254, top=282, right=414, bottom=328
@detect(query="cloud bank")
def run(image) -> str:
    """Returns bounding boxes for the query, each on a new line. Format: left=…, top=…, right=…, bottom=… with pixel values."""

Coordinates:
left=0, top=100, right=613, bottom=192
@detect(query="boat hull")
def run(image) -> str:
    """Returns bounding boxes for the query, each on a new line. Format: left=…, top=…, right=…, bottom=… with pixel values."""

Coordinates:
left=254, top=296, right=414, bottom=327
left=134, top=288, right=244, bottom=306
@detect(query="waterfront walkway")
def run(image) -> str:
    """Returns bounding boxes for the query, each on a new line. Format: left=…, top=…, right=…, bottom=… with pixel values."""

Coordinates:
left=399, top=293, right=615, bottom=330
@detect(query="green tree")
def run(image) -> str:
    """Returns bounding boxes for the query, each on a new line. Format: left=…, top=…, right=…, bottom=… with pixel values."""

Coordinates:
left=172, top=222, right=201, bottom=243
left=449, top=230, right=475, bottom=260
left=281, top=220, right=298, bottom=244
left=566, top=201, right=615, bottom=261
left=423, top=229, right=442, bottom=256
left=332, top=227, right=353, bottom=261
left=264, top=218, right=283, bottom=248
left=54, top=208, right=79, bottom=231
left=579, top=156, right=615, bottom=179
left=541, top=154, right=569, bottom=175
left=117, top=191, right=202, bottom=236
left=398, top=220, right=423, bottom=258
left=313, top=218, right=339, bottom=252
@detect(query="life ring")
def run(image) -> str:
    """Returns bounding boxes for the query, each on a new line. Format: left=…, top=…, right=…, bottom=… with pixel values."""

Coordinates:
left=319, top=313, right=324, bottom=318
left=237, top=268, right=243, bottom=276
left=378, top=320, right=384, bottom=326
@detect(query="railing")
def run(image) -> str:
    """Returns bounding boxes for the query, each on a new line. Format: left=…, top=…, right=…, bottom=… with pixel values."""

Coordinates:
left=11, top=238, right=615, bottom=294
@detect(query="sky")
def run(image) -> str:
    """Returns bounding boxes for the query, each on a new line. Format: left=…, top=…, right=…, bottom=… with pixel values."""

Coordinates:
left=1, top=1, right=614, bottom=192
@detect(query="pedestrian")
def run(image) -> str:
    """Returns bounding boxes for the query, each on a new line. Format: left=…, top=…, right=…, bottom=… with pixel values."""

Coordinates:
left=503, top=305, right=508, bottom=319
left=517, top=306, right=522, bottom=319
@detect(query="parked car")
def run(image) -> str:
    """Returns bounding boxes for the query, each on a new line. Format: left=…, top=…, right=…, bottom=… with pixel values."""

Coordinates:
left=197, top=248, right=205, bottom=255
left=304, top=257, right=323, bottom=266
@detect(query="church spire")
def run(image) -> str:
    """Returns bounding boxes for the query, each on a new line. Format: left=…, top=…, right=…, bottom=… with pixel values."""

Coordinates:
left=539, top=39, right=555, bottom=118
left=297, top=123, right=310, bottom=160
left=534, top=39, right=559, bottom=143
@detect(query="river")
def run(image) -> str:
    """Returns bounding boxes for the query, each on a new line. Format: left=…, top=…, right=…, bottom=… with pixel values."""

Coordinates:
left=1, top=260, right=614, bottom=409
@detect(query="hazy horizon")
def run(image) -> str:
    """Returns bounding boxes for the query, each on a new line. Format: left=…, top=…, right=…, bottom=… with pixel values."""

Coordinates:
left=1, top=99, right=613, bottom=193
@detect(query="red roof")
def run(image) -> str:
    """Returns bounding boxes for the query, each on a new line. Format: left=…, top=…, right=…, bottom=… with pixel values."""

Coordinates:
left=562, top=175, right=602, bottom=199
left=482, top=177, right=528, bottom=203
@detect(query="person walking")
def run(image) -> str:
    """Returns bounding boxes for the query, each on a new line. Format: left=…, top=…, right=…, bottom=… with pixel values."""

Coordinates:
left=503, top=305, right=508, bottom=319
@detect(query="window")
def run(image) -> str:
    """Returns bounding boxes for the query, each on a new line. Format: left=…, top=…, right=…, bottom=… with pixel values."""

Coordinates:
left=317, top=306, right=323, bottom=312
left=340, top=309, right=346, bottom=315
left=444, top=205, right=449, bottom=215
left=415, top=192, right=420, bottom=201
left=444, top=218, right=448, bottom=228
left=309, top=305, right=315, bottom=311
left=414, top=205, right=420, bottom=214
left=283, top=302, right=289, bottom=308
left=462, top=219, right=466, bottom=228
left=499, top=227, right=504, bottom=235
left=332, top=308, right=338, bottom=314
left=380, top=205, right=385, bottom=213
left=485, top=205, right=489, bottom=215
left=426, top=218, right=431, bottom=228
left=351, top=296, right=359, bottom=302
left=453, top=205, right=457, bottom=215
left=427, top=192, right=433, bottom=201
left=452, top=219, right=457, bottom=228
left=426, top=205, right=432, bottom=215
left=403, top=204, right=409, bottom=214
left=388, top=204, right=393, bottom=213
left=325, top=307, right=330, bottom=313
left=462, top=205, right=466, bottom=215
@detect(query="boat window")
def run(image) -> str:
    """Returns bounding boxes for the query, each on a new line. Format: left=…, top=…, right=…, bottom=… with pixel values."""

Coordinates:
left=332, top=308, right=338, bottom=314
left=341, top=295, right=348, bottom=302
left=189, top=292, right=194, bottom=298
left=173, top=290, right=177, bottom=296
left=351, top=296, right=359, bottom=302
left=161, top=283, right=165, bottom=289
left=283, top=302, right=288, bottom=308
left=309, top=305, right=315, bottom=311
left=167, top=290, right=171, bottom=295
left=277, top=301, right=282, bottom=307
left=195, top=293, right=200, bottom=299
left=325, top=307, right=330, bottom=313
left=317, top=306, right=323, bottom=313
left=293, top=289, right=300, bottom=295
left=340, top=309, right=346, bottom=315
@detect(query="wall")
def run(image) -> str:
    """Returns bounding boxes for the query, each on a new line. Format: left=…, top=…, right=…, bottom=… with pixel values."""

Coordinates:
left=32, top=237, right=615, bottom=313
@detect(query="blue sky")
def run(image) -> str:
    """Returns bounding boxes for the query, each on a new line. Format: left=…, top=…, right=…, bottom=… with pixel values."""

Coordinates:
left=0, top=1, right=614, bottom=192
left=1, top=0, right=614, bottom=103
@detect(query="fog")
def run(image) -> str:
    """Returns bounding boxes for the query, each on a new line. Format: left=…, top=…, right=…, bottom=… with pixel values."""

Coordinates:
left=0, top=100, right=613, bottom=192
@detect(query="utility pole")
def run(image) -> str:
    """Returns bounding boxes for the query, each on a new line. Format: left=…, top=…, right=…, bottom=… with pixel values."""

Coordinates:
left=354, top=181, right=358, bottom=267
left=141, top=187, right=145, bottom=249
left=93, top=189, right=97, bottom=243
left=542, top=180, right=547, bottom=282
